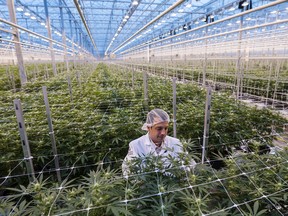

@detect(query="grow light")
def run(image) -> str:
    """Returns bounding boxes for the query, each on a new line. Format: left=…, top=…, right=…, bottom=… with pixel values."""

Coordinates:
left=132, top=0, right=138, bottom=5
left=16, top=7, right=23, bottom=11
left=229, top=6, right=236, bottom=11
left=242, top=1, right=249, bottom=7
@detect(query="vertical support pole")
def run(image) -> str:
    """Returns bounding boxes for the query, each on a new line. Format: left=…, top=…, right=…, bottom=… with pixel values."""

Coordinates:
left=241, top=47, right=249, bottom=98
left=172, top=77, right=177, bottom=138
left=7, top=0, right=27, bottom=86
left=59, top=0, right=69, bottom=72
left=72, top=36, right=76, bottom=67
left=69, top=16, right=75, bottom=68
left=212, top=60, right=217, bottom=90
left=75, top=25, right=79, bottom=47
left=236, top=16, right=243, bottom=100
left=132, top=64, right=134, bottom=89
left=14, top=99, right=35, bottom=182
left=203, top=26, right=208, bottom=86
left=79, top=32, right=82, bottom=53
left=42, top=86, right=61, bottom=183
left=174, top=63, right=177, bottom=78
left=44, top=0, right=57, bottom=76
left=202, top=87, right=212, bottom=164
left=147, top=44, right=150, bottom=63
left=266, top=62, right=273, bottom=105
left=143, top=71, right=148, bottom=110
left=69, top=14, right=73, bottom=52
left=272, top=61, right=281, bottom=108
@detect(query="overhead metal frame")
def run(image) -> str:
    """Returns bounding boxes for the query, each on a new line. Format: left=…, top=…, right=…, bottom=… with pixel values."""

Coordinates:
left=0, top=0, right=285, bottom=58
left=73, top=0, right=99, bottom=57
left=112, top=0, right=186, bottom=54
left=119, top=0, right=288, bottom=56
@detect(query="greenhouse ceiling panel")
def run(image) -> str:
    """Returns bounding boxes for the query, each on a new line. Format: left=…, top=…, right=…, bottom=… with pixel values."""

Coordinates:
left=0, top=0, right=284, bottom=57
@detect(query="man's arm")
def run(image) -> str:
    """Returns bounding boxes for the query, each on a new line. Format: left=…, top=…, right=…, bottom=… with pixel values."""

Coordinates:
left=122, top=143, right=136, bottom=176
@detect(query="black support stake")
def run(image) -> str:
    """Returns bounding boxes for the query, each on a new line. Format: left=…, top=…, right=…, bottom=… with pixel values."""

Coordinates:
left=42, top=86, right=62, bottom=183
left=14, top=99, right=35, bottom=183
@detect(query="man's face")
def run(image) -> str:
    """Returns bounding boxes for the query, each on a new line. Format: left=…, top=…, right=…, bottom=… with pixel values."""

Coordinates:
left=148, top=121, right=169, bottom=145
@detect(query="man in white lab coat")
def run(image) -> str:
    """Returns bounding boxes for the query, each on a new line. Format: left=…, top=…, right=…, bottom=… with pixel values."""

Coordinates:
left=122, top=109, right=192, bottom=176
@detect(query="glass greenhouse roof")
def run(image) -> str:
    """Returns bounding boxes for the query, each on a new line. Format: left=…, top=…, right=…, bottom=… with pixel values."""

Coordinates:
left=0, top=0, right=284, bottom=58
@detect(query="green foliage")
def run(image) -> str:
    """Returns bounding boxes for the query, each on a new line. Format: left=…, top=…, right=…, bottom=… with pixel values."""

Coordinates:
left=0, top=62, right=287, bottom=215
left=1, top=149, right=288, bottom=215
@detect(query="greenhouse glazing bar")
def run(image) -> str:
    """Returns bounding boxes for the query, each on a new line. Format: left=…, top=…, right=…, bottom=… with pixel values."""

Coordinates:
left=120, top=0, right=287, bottom=56
left=0, top=38, right=74, bottom=56
left=0, top=17, right=73, bottom=48
left=112, top=0, right=185, bottom=54
left=73, top=0, right=99, bottom=57
left=146, top=18, right=288, bottom=58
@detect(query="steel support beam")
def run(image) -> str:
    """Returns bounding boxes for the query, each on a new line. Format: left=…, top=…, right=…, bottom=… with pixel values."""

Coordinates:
left=7, top=0, right=27, bottom=86
left=44, top=0, right=57, bottom=76
left=59, top=0, right=69, bottom=72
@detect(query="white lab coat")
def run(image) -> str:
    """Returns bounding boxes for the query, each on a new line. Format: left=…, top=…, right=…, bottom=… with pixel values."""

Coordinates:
left=122, top=133, right=184, bottom=175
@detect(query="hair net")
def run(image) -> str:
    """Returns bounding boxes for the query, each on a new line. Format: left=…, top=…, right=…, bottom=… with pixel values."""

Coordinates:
left=141, top=109, right=170, bottom=131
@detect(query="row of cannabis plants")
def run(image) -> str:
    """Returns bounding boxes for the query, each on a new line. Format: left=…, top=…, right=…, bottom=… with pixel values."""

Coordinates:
left=1, top=62, right=286, bottom=180
left=1, top=140, right=288, bottom=215
left=141, top=60, right=288, bottom=102
left=0, top=62, right=287, bottom=215
left=0, top=63, right=65, bottom=91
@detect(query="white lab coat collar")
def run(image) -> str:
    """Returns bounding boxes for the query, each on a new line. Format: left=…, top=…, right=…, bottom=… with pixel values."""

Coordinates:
left=144, top=133, right=167, bottom=146
left=144, top=133, right=168, bottom=155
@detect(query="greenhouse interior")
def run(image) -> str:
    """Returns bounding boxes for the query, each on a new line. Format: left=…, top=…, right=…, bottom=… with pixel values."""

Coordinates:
left=0, top=0, right=288, bottom=215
